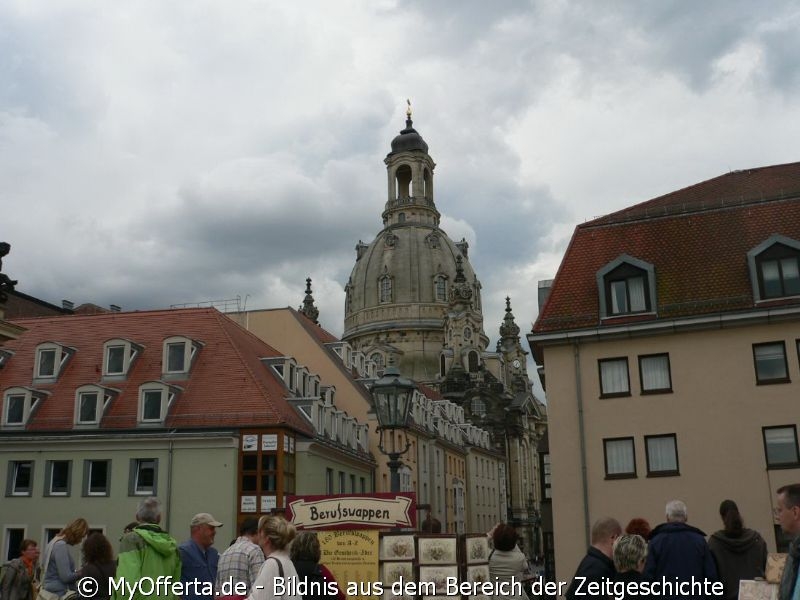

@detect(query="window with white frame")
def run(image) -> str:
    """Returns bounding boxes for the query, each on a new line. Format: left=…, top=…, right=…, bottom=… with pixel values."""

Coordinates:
left=3, top=388, right=45, bottom=427
left=162, top=336, right=202, bottom=376
left=639, top=354, right=672, bottom=394
left=603, top=437, right=636, bottom=478
left=103, top=339, right=141, bottom=378
left=34, top=343, right=74, bottom=381
left=645, top=434, right=679, bottom=476
left=84, top=459, right=111, bottom=496
left=5, top=460, right=33, bottom=496
left=138, top=383, right=177, bottom=424
left=74, top=385, right=116, bottom=426
left=598, top=357, right=631, bottom=397
left=4, top=528, right=25, bottom=562
left=129, top=459, right=157, bottom=495
left=45, top=460, right=71, bottom=496
left=763, top=426, right=800, bottom=468
left=5, top=393, right=25, bottom=425
left=753, top=342, right=789, bottom=384
left=597, top=255, right=656, bottom=318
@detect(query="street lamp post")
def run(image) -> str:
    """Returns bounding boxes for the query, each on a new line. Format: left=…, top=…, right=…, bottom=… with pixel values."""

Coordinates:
left=371, top=363, right=416, bottom=493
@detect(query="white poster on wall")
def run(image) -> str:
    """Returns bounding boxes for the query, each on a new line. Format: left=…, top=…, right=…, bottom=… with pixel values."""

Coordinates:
left=262, top=434, right=278, bottom=451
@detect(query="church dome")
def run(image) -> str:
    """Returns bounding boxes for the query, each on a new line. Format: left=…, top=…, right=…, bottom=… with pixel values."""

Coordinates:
left=390, top=118, right=429, bottom=155
left=342, top=113, right=485, bottom=382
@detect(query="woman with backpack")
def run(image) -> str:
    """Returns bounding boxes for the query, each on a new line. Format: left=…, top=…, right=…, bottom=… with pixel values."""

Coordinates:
left=1, top=539, right=41, bottom=600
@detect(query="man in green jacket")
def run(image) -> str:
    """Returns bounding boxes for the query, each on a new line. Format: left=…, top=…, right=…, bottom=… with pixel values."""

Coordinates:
left=113, top=497, right=182, bottom=600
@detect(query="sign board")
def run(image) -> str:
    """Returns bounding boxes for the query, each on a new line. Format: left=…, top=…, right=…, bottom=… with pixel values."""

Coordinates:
left=319, top=530, right=380, bottom=600
left=286, top=493, right=416, bottom=530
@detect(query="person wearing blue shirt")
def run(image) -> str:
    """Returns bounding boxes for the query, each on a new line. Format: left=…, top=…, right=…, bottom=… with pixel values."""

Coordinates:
left=179, top=513, right=223, bottom=600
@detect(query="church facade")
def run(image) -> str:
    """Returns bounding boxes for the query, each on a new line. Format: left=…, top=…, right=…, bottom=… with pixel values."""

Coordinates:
left=342, top=110, right=547, bottom=554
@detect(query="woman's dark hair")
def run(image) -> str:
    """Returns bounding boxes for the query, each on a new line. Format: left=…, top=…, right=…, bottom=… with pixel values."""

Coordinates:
left=719, top=499, right=743, bottom=537
left=290, top=531, right=321, bottom=563
left=82, top=532, right=114, bottom=564
left=492, top=524, right=519, bottom=551
left=625, top=518, right=652, bottom=539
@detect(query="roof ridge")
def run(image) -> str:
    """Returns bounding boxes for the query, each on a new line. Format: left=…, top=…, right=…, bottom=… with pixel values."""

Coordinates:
left=12, top=306, right=217, bottom=325
left=582, top=161, right=800, bottom=228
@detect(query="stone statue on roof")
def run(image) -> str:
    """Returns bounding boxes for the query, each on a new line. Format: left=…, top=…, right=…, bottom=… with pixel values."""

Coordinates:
left=0, top=242, right=18, bottom=304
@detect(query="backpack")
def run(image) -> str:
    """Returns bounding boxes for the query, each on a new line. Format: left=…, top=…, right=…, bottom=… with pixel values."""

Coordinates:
left=1, top=561, right=19, bottom=588
left=293, top=562, right=331, bottom=600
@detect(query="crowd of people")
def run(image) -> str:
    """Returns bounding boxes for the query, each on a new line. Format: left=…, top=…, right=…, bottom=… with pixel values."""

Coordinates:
left=1, top=497, right=342, bottom=600
left=565, top=484, right=800, bottom=600
left=4, top=486, right=800, bottom=600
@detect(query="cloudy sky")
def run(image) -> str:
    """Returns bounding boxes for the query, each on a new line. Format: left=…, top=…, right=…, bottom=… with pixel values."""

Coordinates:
left=3, top=1, right=800, bottom=361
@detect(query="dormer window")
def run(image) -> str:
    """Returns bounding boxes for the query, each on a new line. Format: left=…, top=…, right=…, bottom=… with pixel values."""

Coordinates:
left=74, top=385, right=117, bottom=426
left=748, top=235, right=800, bottom=301
left=138, top=382, right=180, bottom=424
left=103, top=338, right=142, bottom=378
left=34, top=342, right=74, bottom=382
left=162, top=336, right=202, bottom=376
left=0, top=349, right=14, bottom=368
left=3, top=387, right=47, bottom=427
left=597, top=255, right=656, bottom=318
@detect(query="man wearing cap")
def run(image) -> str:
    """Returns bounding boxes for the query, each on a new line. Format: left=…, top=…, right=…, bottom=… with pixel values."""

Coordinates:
left=179, top=513, right=223, bottom=600
left=216, top=518, right=264, bottom=595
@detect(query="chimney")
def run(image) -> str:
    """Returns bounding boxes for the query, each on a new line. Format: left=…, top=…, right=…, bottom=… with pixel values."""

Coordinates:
left=109, top=304, right=121, bottom=312
left=537, top=280, right=553, bottom=312
left=62, top=300, right=74, bottom=310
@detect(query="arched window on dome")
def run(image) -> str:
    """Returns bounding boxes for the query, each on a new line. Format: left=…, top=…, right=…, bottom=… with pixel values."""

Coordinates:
left=434, top=275, right=447, bottom=302
left=398, top=212, right=406, bottom=223
left=423, top=168, right=431, bottom=199
left=395, top=165, right=412, bottom=199
left=468, top=350, right=479, bottom=373
left=379, top=276, right=392, bottom=303
left=440, top=354, right=446, bottom=377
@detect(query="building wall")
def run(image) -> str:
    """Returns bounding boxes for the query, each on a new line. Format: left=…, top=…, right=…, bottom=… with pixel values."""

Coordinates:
left=1, top=434, right=237, bottom=556
left=296, top=443, right=373, bottom=495
left=231, top=310, right=388, bottom=488
left=465, top=449, right=503, bottom=534
left=545, top=321, right=800, bottom=580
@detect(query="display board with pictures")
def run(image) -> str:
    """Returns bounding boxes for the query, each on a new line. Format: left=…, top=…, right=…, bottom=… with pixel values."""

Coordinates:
left=416, top=534, right=458, bottom=565
left=462, top=534, right=491, bottom=600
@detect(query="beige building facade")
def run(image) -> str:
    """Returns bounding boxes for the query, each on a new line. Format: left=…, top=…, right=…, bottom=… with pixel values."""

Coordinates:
left=232, top=304, right=503, bottom=533
left=529, top=163, right=800, bottom=580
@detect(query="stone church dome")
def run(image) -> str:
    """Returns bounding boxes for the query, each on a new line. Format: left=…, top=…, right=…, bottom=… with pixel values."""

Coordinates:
left=342, top=113, right=486, bottom=382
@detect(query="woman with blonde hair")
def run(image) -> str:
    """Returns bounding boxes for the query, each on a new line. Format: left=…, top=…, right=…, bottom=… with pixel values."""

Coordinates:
left=246, top=516, right=300, bottom=600
left=41, top=518, right=89, bottom=599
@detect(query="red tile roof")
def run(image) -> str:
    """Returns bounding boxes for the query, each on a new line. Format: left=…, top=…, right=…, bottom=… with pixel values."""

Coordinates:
left=1, top=308, right=314, bottom=434
left=533, top=162, right=800, bottom=334
left=291, top=308, right=340, bottom=344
